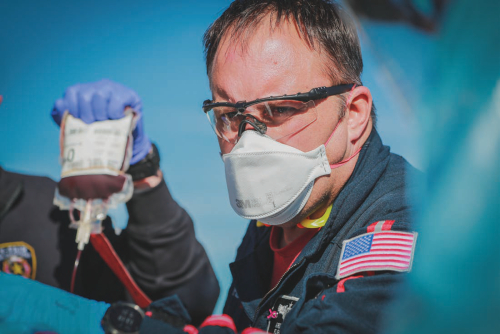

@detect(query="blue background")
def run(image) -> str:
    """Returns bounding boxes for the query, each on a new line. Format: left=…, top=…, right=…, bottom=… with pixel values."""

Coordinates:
left=0, top=0, right=431, bottom=313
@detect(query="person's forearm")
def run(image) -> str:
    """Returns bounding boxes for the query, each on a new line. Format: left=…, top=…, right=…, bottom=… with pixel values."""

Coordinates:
left=125, top=177, right=219, bottom=325
left=132, top=169, right=163, bottom=191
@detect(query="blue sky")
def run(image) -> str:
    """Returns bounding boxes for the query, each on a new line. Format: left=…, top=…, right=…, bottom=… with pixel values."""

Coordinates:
left=0, top=0, right=433, bottom=313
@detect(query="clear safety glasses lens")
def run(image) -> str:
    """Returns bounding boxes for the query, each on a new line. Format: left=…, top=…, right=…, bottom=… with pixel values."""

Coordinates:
left=206, top=100, right=317, bottom=144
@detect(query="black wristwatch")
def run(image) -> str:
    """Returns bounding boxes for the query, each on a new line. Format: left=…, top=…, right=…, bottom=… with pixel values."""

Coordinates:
left=101, top=302, right=145, bottom=334
left=101, top=299, right=189, bottom=334
left=127, top=143, right=160, bottom=181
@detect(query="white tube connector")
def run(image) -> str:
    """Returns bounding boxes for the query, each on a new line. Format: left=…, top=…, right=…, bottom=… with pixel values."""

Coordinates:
left=75, top=201, right=93, bottom=251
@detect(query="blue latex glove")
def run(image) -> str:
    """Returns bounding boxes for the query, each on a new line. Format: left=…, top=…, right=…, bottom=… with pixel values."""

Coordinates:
left=51, top=79, right=151, bottom=165
left=0, top=273, right=109, bottom=334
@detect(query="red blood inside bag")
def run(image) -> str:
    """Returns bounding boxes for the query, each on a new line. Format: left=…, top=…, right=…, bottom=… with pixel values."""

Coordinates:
left=58, top=174, right=127, bottom=200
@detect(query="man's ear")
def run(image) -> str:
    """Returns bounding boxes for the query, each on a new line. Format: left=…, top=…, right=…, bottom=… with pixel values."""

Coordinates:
left=346, top=86, right=372, bottom=144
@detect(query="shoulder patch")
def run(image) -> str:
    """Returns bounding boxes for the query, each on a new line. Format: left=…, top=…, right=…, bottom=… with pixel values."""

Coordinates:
left=0, top=241, right=37, bottom=279
left=336, top=231, right=417, bottom=279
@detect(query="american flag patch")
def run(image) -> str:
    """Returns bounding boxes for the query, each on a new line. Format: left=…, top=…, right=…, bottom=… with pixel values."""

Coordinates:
left=336, top=231, right=417, bottom=279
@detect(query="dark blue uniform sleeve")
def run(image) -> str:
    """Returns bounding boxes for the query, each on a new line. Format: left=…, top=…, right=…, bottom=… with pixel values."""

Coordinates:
left=126, top=178, right=220, bottom=326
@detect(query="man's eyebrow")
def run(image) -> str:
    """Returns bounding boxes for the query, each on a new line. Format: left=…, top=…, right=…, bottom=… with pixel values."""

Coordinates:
left=211, top=85, right=234, bottom=103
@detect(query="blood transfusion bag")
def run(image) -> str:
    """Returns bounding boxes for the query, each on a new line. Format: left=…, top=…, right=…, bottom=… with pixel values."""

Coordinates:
left=54, top=109, right=137, bottom=250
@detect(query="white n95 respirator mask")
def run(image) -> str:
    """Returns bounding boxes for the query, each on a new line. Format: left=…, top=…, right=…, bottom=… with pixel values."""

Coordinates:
left=222, top=123, right=361, bottom=226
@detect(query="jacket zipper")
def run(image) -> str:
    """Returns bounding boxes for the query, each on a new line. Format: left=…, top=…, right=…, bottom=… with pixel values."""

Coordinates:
left=253, top=259, right=303, bottom=323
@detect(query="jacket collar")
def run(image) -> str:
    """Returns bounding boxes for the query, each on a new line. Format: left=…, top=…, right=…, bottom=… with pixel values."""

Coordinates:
left=0, top=167, right=24, bottom=221
left=230, top=227, right=273, bottom=302
left=302, top=128, right=391, bottom=258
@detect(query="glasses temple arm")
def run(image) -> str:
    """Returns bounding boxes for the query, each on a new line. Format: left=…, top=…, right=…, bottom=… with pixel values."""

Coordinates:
left=203, top=83, right=357, bottom=112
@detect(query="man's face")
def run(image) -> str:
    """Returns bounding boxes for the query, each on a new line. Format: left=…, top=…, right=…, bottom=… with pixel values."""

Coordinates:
left=211, top=19, right=357, bottom=225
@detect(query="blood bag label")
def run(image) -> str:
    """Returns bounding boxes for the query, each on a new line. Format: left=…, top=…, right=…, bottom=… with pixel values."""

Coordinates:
left=60, top=112, right=136, bottom=177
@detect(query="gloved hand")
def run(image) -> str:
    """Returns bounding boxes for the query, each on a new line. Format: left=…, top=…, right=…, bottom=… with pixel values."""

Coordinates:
left=51, top=79, right=151, bottom=165
left=0, top=273, right=109, bottom=334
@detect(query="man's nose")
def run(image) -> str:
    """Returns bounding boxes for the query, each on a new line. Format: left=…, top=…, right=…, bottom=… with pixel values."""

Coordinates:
left=243, top=122, right=256, bottom=131
left=237, top=114, right=267, bottom=137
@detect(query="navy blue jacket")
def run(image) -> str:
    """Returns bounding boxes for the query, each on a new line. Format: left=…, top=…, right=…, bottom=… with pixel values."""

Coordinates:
left=223, top=129, right=418, bottom=333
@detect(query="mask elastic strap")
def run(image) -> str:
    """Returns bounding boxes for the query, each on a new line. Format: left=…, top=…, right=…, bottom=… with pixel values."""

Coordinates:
left=324, top=119, right=362, bottom=168
left=324, top=119, right=342, bottom=147
left=324, top=84, right=357, bottom=147
left=330, top=146, right=362, bottom=169
left=324, top=84, right=361, bottom=168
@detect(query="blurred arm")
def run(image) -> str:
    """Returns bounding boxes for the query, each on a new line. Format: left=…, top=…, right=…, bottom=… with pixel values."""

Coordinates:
left=126, top=176, right=220, bottom=326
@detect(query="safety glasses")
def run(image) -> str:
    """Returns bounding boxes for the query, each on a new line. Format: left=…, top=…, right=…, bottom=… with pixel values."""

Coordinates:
left=202, top=83, right=355, bottom=144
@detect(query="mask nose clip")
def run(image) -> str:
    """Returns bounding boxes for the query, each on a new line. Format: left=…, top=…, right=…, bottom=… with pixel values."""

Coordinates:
left=237, top=114, right=267, bottom=137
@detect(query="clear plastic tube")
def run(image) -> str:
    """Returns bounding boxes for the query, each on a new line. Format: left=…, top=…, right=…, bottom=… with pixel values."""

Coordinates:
left=53, top=173, right=134, bottom=249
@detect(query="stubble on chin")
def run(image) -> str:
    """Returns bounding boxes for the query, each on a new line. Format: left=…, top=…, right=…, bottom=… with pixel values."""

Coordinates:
left=280, top=175, right=340, bottom=229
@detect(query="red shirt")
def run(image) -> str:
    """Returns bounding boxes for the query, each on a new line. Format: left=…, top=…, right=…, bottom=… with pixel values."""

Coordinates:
left=269, top=226, right=319, bottom=289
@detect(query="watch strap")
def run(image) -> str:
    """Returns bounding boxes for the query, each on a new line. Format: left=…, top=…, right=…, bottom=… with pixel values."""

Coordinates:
left=127, top=143, right=160, bottom=181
